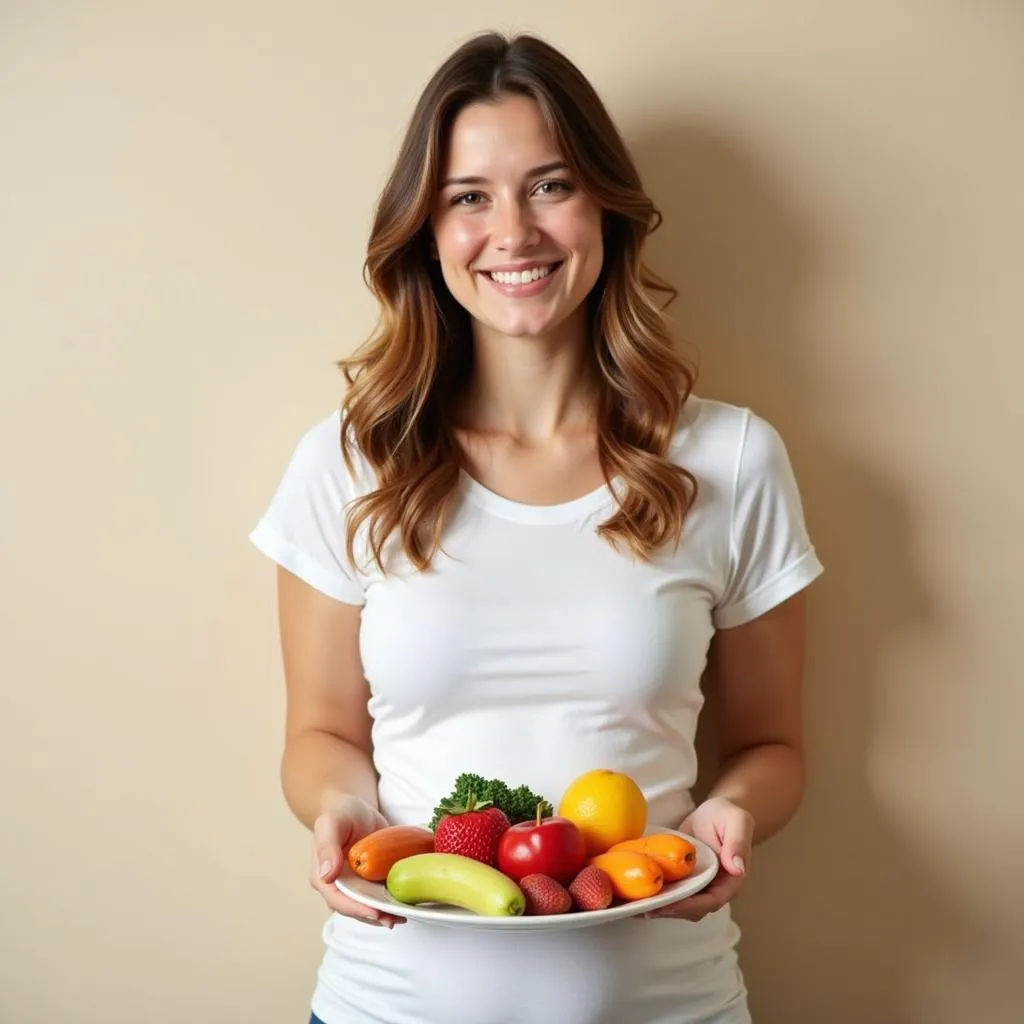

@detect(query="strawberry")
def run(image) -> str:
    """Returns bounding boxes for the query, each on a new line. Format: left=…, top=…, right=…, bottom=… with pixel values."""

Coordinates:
left=519, top=874, right=572, bottom=915
left=568, top=865, right=614, bottom=911
left=433, top=791, right=510, bottom=866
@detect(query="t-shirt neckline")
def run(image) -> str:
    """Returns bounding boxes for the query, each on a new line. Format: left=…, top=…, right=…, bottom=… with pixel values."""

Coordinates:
left=458, top=469, right=619, bottom=525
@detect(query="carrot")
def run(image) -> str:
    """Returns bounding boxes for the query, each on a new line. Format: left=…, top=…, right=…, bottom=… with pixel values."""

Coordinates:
left=348, top=826, right=436, bottom=881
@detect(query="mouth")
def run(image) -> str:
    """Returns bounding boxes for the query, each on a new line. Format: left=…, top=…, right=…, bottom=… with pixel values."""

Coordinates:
left=477, top=261, right=564, bottom=297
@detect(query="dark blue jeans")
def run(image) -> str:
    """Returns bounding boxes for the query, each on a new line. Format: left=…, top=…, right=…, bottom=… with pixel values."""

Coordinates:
left=310, top=1015, right=325, bottom=1024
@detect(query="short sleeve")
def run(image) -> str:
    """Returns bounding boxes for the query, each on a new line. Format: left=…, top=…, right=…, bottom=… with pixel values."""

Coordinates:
left=248, top=413, right=367, bottom=606
left=712, top=410, right=824, bottom=629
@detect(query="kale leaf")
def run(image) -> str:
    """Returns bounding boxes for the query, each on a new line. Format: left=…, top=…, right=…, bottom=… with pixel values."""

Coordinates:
left=428, top=772, right=553, bottom=830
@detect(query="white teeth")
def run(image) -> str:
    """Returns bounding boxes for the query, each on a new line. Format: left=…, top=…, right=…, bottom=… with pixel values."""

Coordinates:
left=488, top=264, right=554, bottom=285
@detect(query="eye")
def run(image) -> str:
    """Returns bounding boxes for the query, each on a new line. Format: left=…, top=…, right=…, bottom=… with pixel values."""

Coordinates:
left=451, top=191, right=485, bottom=207
left=535, top=179, right=574, bottom=197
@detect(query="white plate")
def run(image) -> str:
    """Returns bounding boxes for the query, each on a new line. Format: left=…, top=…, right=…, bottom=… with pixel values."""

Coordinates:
left=335, top=826, right=719, bottom=931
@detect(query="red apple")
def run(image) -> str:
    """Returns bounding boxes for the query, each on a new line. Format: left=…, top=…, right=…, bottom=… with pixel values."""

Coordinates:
left=497, top=803, right=587, bottom=885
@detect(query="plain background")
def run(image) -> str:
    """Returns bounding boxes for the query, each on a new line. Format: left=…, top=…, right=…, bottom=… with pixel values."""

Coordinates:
left=2, top=2, right=1021, bottom=1022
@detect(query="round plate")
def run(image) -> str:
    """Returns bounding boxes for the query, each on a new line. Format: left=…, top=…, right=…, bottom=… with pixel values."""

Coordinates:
left=335, top=826, right=719, bottom=931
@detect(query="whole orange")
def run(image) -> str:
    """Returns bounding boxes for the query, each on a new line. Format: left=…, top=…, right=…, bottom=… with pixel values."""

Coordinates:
left=557, top=769, right=648, bottom=856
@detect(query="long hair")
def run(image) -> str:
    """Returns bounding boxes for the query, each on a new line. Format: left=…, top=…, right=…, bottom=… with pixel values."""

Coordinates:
left=339, top=31, right=698, bottom=573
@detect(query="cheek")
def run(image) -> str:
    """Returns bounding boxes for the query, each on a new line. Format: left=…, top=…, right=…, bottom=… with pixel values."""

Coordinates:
left=547, top=207, right=603, bottom=263
left=436, top=219, right=486, bottom=269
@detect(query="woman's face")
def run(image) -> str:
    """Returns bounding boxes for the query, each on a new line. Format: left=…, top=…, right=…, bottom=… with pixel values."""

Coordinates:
left=430, top=94, right=604, bottom=342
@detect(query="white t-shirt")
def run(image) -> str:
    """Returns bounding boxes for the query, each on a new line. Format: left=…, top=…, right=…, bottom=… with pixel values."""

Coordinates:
left=250, top=394, right=824, bottom=1024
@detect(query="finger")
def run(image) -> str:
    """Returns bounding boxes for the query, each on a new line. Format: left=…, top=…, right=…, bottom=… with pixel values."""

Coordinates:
left=720, top=819, right=754, bottom=877
left=723, top=807, right=755, bottom=870
left=646, top=870, right=744, bottom=921
left=677, top=813, right=699, bottom=842
left=646, top=892, right=720, bottom=921
left=369, top=809, right=392, bottom=833
left=311, top=815, right=346, bottom=884
left=703, top=869, right=744, bottom=905
left=318, top=882, right=405, bottom=928
left=313, top=812, right=369, bottom=885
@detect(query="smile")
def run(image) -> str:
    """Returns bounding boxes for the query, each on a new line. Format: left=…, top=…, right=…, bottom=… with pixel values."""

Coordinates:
left=479, top=261, right=563, bottom=297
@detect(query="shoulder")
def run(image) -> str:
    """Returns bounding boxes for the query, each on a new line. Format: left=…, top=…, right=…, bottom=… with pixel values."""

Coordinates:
left=289, top=408, right=343, bottom=463
left=668, top=395, right=800, bottom=510
left=272, top=407, right=378, bottom=505
left=294, top=408, right=373, bottom=481
left=669, top=394, right=780, bottom=468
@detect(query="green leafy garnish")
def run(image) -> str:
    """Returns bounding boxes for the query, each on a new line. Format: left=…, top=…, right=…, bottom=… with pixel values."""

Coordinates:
left=428, top=773, right=553, bottom=830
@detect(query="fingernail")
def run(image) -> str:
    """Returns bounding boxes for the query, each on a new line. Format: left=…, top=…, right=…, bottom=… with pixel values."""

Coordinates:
left=319, top=859, right=332, bottom=879
left=732, top=856, right=745, bottom=873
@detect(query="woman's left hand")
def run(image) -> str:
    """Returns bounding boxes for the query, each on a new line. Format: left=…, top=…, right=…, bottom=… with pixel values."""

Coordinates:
left=645, top=796, right=754, bottom=922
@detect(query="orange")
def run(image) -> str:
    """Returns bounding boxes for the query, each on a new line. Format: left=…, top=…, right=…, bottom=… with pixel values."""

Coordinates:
left=608, top=833, right=697, bottom=882
left=557, top=769, right=648, bottom=856
left=589, top=850, right=664, bottom=901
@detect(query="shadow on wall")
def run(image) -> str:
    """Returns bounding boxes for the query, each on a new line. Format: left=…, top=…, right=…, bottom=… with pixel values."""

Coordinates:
left=627, top=118, right=985, bottom=1024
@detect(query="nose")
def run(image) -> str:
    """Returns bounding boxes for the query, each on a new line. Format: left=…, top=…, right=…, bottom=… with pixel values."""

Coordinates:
left=493, top=198, right=537, bottom=253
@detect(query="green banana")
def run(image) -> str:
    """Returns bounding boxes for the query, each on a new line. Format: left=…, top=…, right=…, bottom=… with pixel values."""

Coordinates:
left=386, top=853, right=526, bottom=917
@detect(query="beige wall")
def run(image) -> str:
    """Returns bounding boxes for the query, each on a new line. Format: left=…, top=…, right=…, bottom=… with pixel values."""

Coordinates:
left=2, top=3, right=1021, bottom=1022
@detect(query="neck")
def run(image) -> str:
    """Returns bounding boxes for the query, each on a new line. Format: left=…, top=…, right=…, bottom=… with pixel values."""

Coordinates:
left=459, top=308, right=598, bottom=445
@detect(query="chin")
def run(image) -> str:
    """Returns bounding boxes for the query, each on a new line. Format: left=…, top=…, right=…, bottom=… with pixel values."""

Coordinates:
left=478, top=305, right=573, bottom=340
left=490, top=319, right=555, bottom=338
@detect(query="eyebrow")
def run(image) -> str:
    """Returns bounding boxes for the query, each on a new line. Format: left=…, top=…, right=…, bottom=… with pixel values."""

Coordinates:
left=440, top=161, right=569, bottom=188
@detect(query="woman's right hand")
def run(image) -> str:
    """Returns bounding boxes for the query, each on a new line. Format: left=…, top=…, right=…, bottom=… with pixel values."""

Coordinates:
left=310, top=793, right=407, bottom=928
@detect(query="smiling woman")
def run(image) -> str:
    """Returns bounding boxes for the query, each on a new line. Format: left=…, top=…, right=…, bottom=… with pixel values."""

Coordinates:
left=341, top=32, right=696, bottom=572
left=249, top=29, right=823, bottom=1024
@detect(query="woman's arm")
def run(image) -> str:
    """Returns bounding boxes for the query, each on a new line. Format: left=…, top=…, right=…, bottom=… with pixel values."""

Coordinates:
left=276, top=566, right=379, bottom=830
left=704, top=590, right=808, bottom=844
left=649, top=591, right=809, bottom=921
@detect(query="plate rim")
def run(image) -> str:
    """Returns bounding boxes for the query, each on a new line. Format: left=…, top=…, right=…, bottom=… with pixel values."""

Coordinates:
left=335, top=824, right=719, bottom=930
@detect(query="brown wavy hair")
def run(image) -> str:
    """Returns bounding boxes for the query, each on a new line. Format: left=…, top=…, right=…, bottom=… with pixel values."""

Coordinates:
left=339, top=31, right=698, bottom=573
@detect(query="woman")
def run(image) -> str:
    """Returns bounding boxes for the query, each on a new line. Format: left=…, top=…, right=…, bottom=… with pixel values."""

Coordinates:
left=250, top=30, right=823, bottom=1024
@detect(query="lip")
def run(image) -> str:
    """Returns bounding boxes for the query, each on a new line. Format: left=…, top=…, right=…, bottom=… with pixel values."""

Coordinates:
left=478, top=260, right=563, bottom=298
